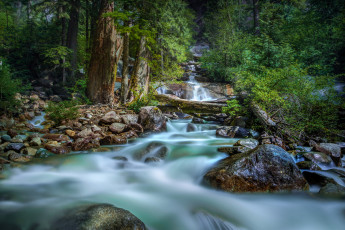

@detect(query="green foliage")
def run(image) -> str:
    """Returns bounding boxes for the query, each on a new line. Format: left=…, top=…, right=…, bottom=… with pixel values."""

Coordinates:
left=128, top=87, right=159, bottom=113
left=45, top=100, right=79, bottom=125
left=0, top=60, right=29, bottom=114
left=222, top=99, right=243, bottom=117
left=202, top=0, right=344, bottom=137
left=43, top=46, right=72, bottom=68
left=66, top=78, right=91, bottom=104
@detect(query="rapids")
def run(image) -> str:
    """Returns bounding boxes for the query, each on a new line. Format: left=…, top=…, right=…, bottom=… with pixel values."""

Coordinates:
left=0, top=120, right=344, bottom=230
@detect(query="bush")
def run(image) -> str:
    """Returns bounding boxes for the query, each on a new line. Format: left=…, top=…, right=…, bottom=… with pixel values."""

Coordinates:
left=0, top=61, right=28, bottom=114
left=45, top=100, right=79, bottom=125
left=222, top=99, right=243, bottom=117
left=128, top=88, right=159, bottom=113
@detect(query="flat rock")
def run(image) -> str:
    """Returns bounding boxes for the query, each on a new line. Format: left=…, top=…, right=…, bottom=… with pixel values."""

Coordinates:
left=99, top=111, right=122, bottom=125
left=42, top=134, right=69, bottom=142
left=5, top=143, right=25, bottom=152
left=303, top=152, right=333, bottom=164
left=109, top=123, right=128, bottom=134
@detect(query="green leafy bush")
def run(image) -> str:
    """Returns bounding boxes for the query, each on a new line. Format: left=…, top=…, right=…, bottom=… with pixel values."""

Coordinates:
left=45, top=100, right=79, bottom=125
left=222, top=99, right=243, bottom=117
left=0, top=61, right=27, bottom=114
left=128, top=88, right=159, bottom=113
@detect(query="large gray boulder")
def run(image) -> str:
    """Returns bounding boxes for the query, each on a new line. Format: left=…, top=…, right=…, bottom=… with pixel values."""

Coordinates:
left=204, top=144, right=308, bottom=192
left=51, top=203, right=146, bottom=230
left=216, top=126, right=251, bottom=138
left=138, top=106, right=166, bottom=132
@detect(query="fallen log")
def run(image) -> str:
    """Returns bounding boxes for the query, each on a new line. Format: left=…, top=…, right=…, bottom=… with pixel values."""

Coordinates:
left=155, top=94, right=226, bottom=114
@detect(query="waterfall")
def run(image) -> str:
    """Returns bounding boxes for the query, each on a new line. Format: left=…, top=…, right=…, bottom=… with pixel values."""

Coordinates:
left=187, top=73, right=214, bottom=101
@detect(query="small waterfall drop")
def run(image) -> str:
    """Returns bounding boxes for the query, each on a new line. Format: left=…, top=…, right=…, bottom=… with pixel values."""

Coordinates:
left=187, top=73, right=214, bottom=101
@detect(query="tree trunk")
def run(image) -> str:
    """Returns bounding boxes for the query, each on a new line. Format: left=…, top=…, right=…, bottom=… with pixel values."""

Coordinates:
left=120, top=20, right=130, bottom=104
left=85, top=0, right=89, bottom=54
left=87, top=0, right=117, bottom=104
left=60, top=5, right=67, bottom=85
left=66, top=0, right=81, bottom=79
left=253, top=0, right=260, bottom=35
left=128, top=36, right=150, bottom=101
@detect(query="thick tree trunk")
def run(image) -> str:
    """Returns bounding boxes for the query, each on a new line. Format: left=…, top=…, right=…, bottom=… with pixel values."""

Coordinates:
left=120, top=21, right=130, bottom=104
left=60, top=5, right=67, bottom=85
left=85, top=0, right=89, bottom=54
left=253, top=0, right=260, bottom=35
left=66, top=0, right=81, bottom=79
left=87, top=0, right=117, bottom=104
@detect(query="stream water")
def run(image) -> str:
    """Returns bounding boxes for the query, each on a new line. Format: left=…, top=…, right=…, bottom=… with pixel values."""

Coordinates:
left=0, top=120, right=345, bottom=230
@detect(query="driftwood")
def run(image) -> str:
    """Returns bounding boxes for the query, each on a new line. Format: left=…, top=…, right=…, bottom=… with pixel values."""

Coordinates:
left=155, top=94, right=226, bottom=114
left=250, top=102, right=277, bottom=128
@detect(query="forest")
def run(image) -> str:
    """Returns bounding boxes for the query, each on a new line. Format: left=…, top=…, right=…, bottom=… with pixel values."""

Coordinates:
left=0, top=0, right=345, bottom=230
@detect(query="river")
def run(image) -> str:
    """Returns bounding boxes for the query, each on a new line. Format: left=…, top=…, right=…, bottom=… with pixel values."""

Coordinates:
left=0, top=119, right=344, bottom=230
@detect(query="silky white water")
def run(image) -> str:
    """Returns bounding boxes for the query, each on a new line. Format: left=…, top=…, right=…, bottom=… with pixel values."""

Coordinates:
left=0, top=120, right=344, bottom=230
left=188, top=74, right=214, bottom=101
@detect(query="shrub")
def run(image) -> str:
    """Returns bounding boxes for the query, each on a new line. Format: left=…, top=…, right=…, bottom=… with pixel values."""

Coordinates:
left=0, top=61, right=28, bottom=114
left=45, top=100, right=79, bottom=125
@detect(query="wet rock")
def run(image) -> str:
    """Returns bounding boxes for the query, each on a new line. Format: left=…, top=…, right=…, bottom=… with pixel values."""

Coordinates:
left=65, top=130, right=76, bottom=137
left=230, top=116, right=248, bottom=128
left=216, top=126, right=251, bottom=138
left=319, top=143, right=342, bottom=166
left=99, top=111, right=122, bottom=125
left=119, top=130, right=138, bottom=139
left=128, top=123, right=144, bottom=134
left=187, top=123, right=197, bottom=132
left=44, top=143, right=70, bottom=155
left=91, top=125, right=102, bottom=133
left=100, top=135, right=127, bottom=145
left=8, top=151, right=31, bottom=162
left=7, top=129, right=18, bottom=138
left=72, top=138, right=100, bottom=151
left=303, top=152, right=333, bottom=165
left=29, top=137, right=42, bottom=146
left=23, top=147, right=38, bottom=156
left=35, top=148, right=53, bottom=158
left=296, top=161, right=321, bottom=171
left=76, top=128, right=94, bottom=138
left=121, top=114, right=139, bottom=125
left=319, top=183, right=345, bottom=196
left=5, top=143, right=25, bottom=152
left=260, top=133, right=286, bottom=149
left=109, top=123, right=128, bottom=134
left=51, top=203, right=146, bottom=230
left=302, top=171, right=337, bottom=187
left=204, top=144, right=308, bottom=192
left=42, top=134, right=70, bottom=142
left=1, top=135, right=11, bottom=142
left=135, top=142, right=168, bottom=160
left=113, top=156, right=128, bottom=161
left=144, top=157, right=161, bottom=163
left=192, top=117, right=205, bottom=124
left=13, top=135, right=27, bottom=142
left=234, top=139, right=259, bottom=149
left=138, top=106, right=167, bottom=132
left=10, top=137, right=23, bottom=143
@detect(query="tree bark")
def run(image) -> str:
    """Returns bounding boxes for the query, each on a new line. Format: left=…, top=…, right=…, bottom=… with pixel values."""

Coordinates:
left=60, top=4, right=67, bottom=85
left=120, top=19, right=130, bottom=104
left=253, top=0, right=260, bottom=35
left=66, top=0, right=81, bottom=79
left=87, top=0, right=117, bottom=104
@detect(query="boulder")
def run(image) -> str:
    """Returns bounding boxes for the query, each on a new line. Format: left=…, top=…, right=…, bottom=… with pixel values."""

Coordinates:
left=8, top=151, right=31, bottom=162
left=216, top=126, right=251, bottom=138
left=119, top=130, right=138, bottom=139
left=319, top=183, right=345, bottom=196
left=187, top=123, right=197, bottom=132
left=138, top=106, right=166, bottom=132
left=109, top=123, right=128, bottom=134
left=296, top=161, right=321, bottom=171
left=7, top=129, right=18, bottom=138
left=230, top=116, right=248, bottom=128
left=30, top=137, right=42, bottom=146
left=65, top=130, right=76, bottom=137
left=5, top=143, right=25, bottom=152
left=44, top=143, right=70, bottom=155
left=76, top=128, right=94, bottom=138
left=319, top=143, right=342, bottom=166
left=51, top=203, right=146, bottom=230
left=99, top=111, right=122, bottom=125
left=128, top=123, right=144, bottom=134
left=204, top=144, right=308, bottom=192
left=135, top=142, right=168, bottom=160
left=192, top=117, right=205, bottom=124
left=100, top=135, right=127, bottom=145
left=23, top=147, right=38, bottom=156
left=302, top=152, right=333, bottom=165
left=234, top=139, right=259, bottom=149
left=72, top=138, right=100, bottom=151
left=42, top=134, right=69, bottom=142
left=302, top=171, right=337, bottom=187
left=121, top=114, right=139, bottom=125
left=144, top=157, right=161, bottom=163
left=1, top=134, right=12, bottom=142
